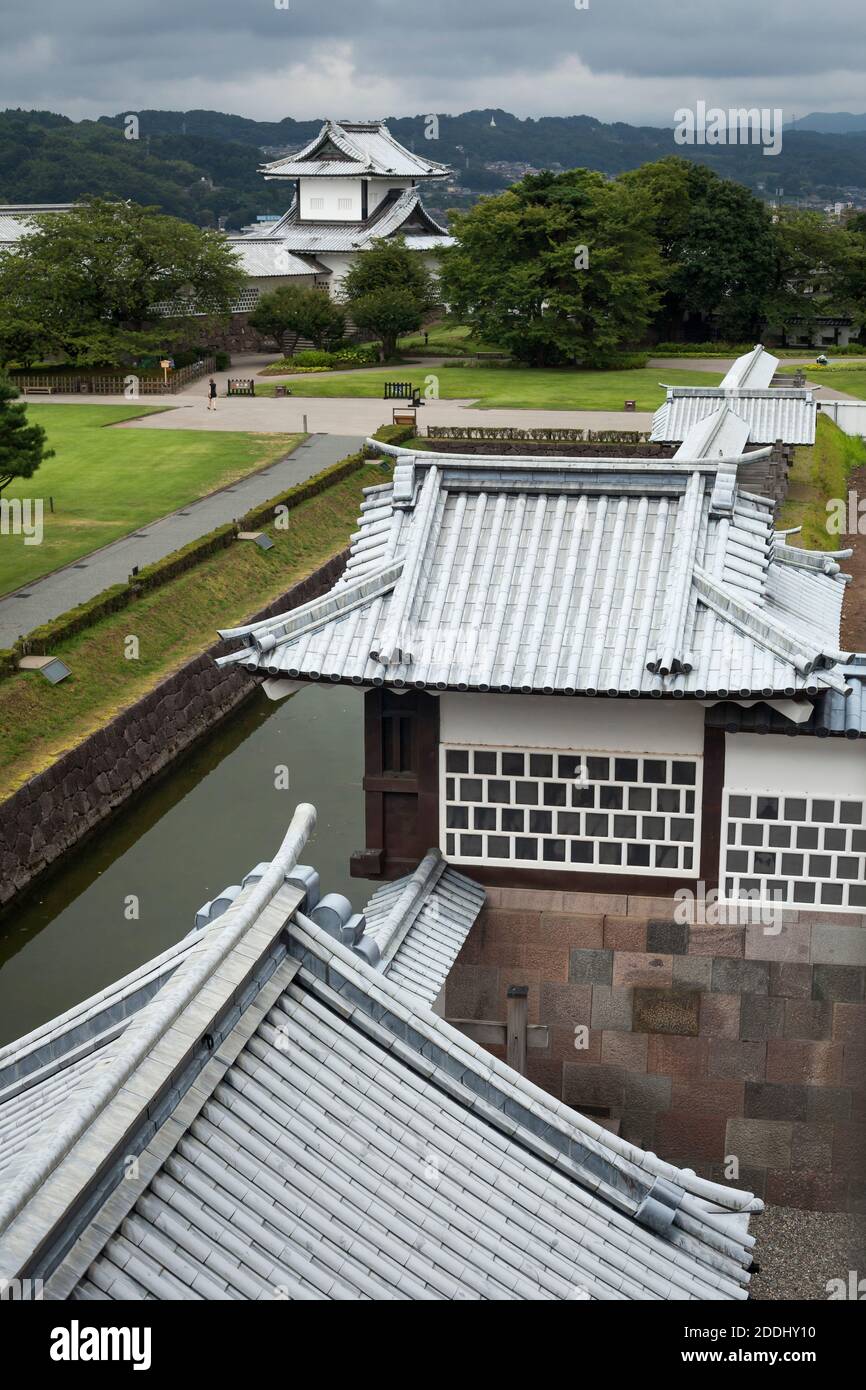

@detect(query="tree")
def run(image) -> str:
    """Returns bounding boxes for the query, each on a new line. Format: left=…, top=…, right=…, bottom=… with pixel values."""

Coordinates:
left=0, top=198, right=246, bottom=367
left=341, top=238, right=435, bottom=360
left=440, top=169, right=664, bottom=366
left=248, top=284, right=346, bottom=352
left=764, top=210, right=852, bottom=344
left=0, top=377, right=53, bottom=494
left=620, top=159, right=778, bottom=341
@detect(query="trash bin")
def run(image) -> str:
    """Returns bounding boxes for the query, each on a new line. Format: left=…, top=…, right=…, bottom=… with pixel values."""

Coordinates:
left=275, top=385, right=286, bottom=398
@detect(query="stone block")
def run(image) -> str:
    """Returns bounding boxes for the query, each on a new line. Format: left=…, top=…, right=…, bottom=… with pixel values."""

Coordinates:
left=745, top=921, right=811, bottom=963
left=537, top=913, right=604, bottom=949
left=688, top=924, right=745, bottom=957
left=561, top=890, right=627, bottom=915
left=699, top=992, right=741, bottom=1040
left=806, top=1086, right=851, bottom=1124
left=766, top=1039, right=844, bottom=1087
left=623, top=1071, right=672, bottom=1112
left=589, top=985, right=633, bottom=1031
left=831, top=1001, right=866, bottom=1044
left=647, top=1033, right=709, bottom=1079
left=673, top=954, right=713, bottom=989
left=769, top=962, right=813, bottom=999
left=603, top=916, right=647, bottom=952
left=656, top=1109, right=728, bottom=1161
left=633, top=986, right=701, bottom=1037
left=712, top=957, right=769, bottom=995
left=539, top=981, right=593, bottom=1030
left=783, top=998, right=832, bottom=1041
left=811, top=923, right=866, bottom=968
left=480, top=909, right=542, bottom=944
left=646, top=919, right=689, bottom=956
left=562, top=1062, right=625, bottom=1109
left=812, top=964, right=865, bottom=1003
left=832, top=1119, right=866, bottom=1176
left=626, top=895, right=680, bottom=919
left=568, top=948, right=613, bottom=987
left=726, top=1117, right=792, bottom=1169
left=548, top=1025, right=601, bottom=1064
left=708, top=1039, right=767, bottom=1082
left=444, top=965, right=500, bottom=1018
left=740, top=995, right=785, bottom=1041
left=600, top=1030, right=648, bottom=1071
left=522, top=945, right=570, bottom=980
left=612, top=952, right=673, bottom=990
left=671, top=1078, right=745, bottom=1116
left=497, top=887, right=563, bottom=912
left=745, top=1081, right=809, bottom=1122
left=765, top=1170, right=849, bottom=1212
left=790, top=1121, right=834, bottom=1171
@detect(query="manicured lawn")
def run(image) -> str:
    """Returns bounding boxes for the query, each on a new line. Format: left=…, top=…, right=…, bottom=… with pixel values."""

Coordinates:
left=0, top=406, right=303, bottom=596
left=397, top=322, right=505, bottom=354
left=779, top=364, right=866, bottom=400
left=0, top=463, right=383, bottom=795
left=256, top=365, right=723, bottom=410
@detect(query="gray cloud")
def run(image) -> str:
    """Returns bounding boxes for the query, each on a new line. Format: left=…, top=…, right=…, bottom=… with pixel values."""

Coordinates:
left=1, top=0, right=863, bottom=125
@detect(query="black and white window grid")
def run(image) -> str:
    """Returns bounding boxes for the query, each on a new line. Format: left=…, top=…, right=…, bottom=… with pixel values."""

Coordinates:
left=442, top=746, right=702, bottom=876
left=721, top=791, right=866, bottom=911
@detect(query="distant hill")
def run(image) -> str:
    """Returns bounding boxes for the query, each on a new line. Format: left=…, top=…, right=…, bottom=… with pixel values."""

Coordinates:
left=2, top=107, right=866, bottom=232
left=785, top=112, right=866, bottom=134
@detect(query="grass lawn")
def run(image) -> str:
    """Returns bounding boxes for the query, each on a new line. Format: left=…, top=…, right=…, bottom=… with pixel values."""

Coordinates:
left=397, top=323, right=505, bottom=354
left=0, top=405, right=304, bottom=596
left=256, top=364, right=723, bottom=410
left=777, top=415, right=866, bottom=549
left=0, top=463, right=382, bottom=796
left=777, top=364, right=866, bottom=399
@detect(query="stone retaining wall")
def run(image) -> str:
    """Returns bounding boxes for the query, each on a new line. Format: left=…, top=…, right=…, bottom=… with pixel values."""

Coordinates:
left=0, top=551, right=347, bottom=912
left=445, top=887, right=866, bottom=1212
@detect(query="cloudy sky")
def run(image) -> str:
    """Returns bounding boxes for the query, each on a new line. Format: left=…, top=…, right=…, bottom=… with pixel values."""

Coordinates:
left=2, top=0, right=864, bottom=127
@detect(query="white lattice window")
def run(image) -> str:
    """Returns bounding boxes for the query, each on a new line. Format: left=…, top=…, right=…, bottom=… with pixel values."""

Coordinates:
left=441, top=745, right=702, bottom=876
left=722, top=791, right=866, bottom=911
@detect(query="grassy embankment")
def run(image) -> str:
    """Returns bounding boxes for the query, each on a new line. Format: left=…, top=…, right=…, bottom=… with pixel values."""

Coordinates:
left=0, top=463, right=383, bottom=797
left=0, top=405, right=304, bottom=594
left=777, top=414, right=866, bottom=549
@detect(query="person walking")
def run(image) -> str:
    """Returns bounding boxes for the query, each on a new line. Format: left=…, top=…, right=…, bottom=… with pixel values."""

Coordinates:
left=207, top=377, right=218, bottom=411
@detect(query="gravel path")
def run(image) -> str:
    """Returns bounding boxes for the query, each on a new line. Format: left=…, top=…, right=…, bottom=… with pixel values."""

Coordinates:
left=750, top=1205, right=866, bottom=1301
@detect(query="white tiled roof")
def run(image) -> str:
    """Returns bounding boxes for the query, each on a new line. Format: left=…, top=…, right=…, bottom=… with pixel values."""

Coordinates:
left=226, top=238, right=329, bottom=279
left=720, top=345, right=780, bottom=390
left=217, top=445, right=852, bottom=701
left=652, top=390, right=817, bottom=446
left=257, top=187, right=453, bottom=254
left=0, top=806, right=763, bottom=1301
left=365, top=850, right=485, bottom=1005
left=0, top=204, right=74, bottom=245
left=261, top=120, right=451, bottom=180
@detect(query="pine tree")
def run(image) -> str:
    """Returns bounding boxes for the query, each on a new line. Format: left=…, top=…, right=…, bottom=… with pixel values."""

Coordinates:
left=0, top=377, right=53, bottom=494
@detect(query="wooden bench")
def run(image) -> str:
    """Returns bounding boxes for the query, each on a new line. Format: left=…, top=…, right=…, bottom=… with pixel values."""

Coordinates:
left=384, top=382, right=421, bottom=406
left=23, top=385, right=55, bottom=395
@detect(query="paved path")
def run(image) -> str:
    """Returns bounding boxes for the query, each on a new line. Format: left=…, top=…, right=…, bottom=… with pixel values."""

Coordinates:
left=33, top=392, right=656, bottom=436
left=0, top=433, right=363, bottom=648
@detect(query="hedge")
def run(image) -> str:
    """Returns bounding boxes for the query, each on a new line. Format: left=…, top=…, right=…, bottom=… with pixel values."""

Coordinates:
left=0, top=431, right=400, bottom=680
left=426, top=424, right=651, bottom=444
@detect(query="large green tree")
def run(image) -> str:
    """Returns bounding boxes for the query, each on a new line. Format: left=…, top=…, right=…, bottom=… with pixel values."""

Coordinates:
left=0, top=377, right=53, bottom=494
left=0, top=198, right=246, bottom=367
left=341, top=238, right=435, bottom=360
left=764, top=209, right=853, bottom=343
left=621, top=159, right=779, bottom=341
left=248, top=284, right=346, bottom=352
left=440, top=169, right=664, bottom=365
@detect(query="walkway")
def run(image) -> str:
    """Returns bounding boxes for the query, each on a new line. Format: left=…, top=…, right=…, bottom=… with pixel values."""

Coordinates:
left=0, top=433, right=364, bottom=648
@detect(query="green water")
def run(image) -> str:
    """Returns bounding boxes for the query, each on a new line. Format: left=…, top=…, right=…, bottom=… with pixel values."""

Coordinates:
left=0, top=684, right=365, bottom=1046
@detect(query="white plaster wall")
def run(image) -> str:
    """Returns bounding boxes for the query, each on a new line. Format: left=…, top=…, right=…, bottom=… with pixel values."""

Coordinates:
left=299, top=178, right=362, bottom=221
left=725, top=733, right=866, bottom=798
left=439, top=694, right=706, bottom=755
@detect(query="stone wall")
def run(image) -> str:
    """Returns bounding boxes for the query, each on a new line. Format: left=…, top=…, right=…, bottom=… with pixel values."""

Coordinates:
left=0, top=551, right=347, bottom=912
left=445, top=886, right=866, bottom=1212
